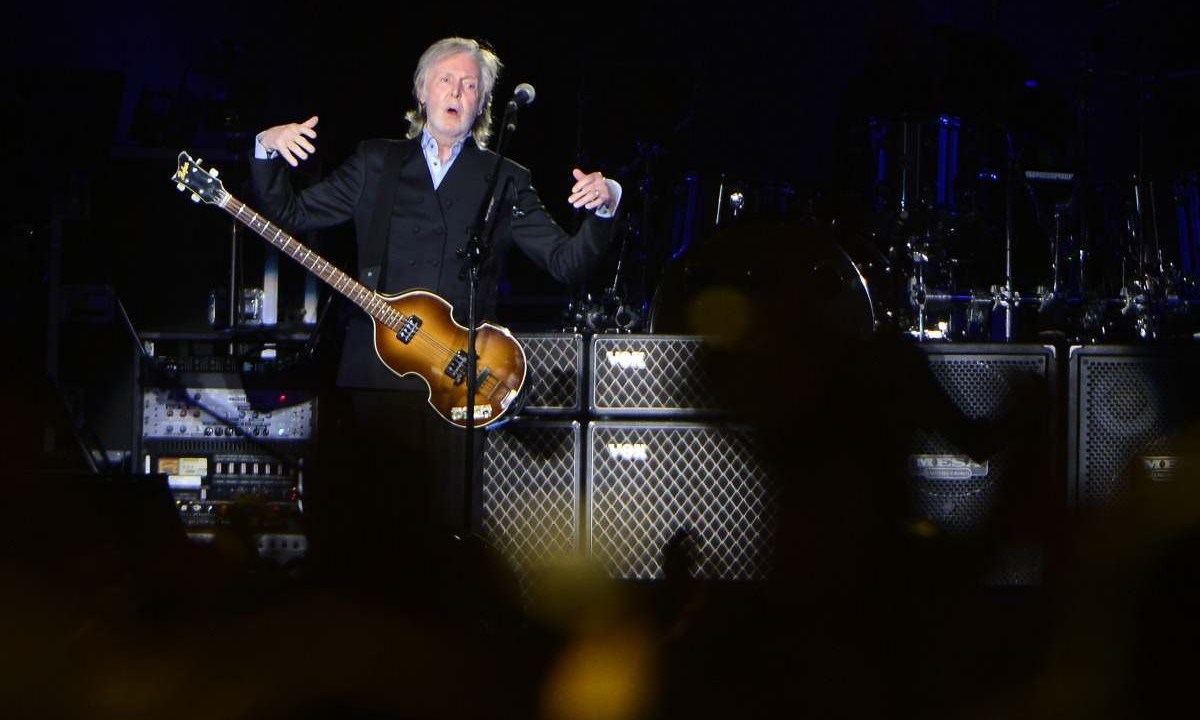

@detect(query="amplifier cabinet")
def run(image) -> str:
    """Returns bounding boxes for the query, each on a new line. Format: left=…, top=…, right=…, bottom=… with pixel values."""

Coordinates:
left=1068, top=344, right=1200, bottom=509
left=915, top=344, right=1056, bottom=585
left=515, top=333, right=585, bottom=414
left=590, top=335, right=721, bottom=416
left=586, top=421, right=776, bottom=581
left=482, top=420, right=582, bottom=587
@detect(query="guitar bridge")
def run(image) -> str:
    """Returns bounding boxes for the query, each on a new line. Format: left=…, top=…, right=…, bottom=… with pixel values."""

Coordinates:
left=451, top=404, right=493, bottom=422
left=445, top=350, right=468, bottom=384
left=396, top=315, right=422, bottom=343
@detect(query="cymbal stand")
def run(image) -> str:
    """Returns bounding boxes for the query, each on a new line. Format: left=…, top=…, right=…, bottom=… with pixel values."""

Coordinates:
left=601, top=213, right=642, bottom=332
left=1037, top=203, right=1069, bottom=321
left=1147, top=179, right=1166, bottom=278
left=606, top=141, right=660, bottom=333
left=1047, top=201, right=1074, bottom=300
left=1051, top=203, right=1064, bottom=297
left=909, top=246, right=930, bottom=340
left=999, top=132, right=1017, bottom=341
left=1141, top=177, right=1186, bottom=336
left=1118, top=175, right=1162, bottom=339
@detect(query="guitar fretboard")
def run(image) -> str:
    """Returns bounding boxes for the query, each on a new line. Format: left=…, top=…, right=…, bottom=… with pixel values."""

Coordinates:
left=219, top=194, right=405, bottom=328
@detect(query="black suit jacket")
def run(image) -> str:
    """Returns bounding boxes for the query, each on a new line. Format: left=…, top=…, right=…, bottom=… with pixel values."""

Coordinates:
left=251, top=136, right=615, bottom=389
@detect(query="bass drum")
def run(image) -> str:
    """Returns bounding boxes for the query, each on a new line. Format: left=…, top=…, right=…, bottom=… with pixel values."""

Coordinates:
left=647, top=219, right=876, bottom=343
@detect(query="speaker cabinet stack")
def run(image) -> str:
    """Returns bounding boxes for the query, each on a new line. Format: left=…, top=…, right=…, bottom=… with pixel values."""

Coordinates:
left=485, top=335, right=1089, bottom=588
left=587, top=335, right=777, bottom=581
left=1068, top=344, right=1200, bottom=509
left=481, top=334, right=777, bottom=586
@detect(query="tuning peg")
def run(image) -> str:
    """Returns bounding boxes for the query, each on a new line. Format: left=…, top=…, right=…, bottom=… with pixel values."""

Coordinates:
left=209, top=168, right=219, bottom=178
left=196, top=157, right=203, bottom=166
left=176, top=183, right=185, bottom=192
left=191, top=194, right=201, bottom=203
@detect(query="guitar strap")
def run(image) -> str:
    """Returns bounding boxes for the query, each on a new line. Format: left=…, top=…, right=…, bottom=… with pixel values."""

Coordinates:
left=362, top=139, right=416, bottom=291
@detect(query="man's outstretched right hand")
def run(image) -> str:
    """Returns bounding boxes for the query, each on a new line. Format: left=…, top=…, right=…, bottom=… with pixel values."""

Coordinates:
left=259, top=115, right=319, bottom=167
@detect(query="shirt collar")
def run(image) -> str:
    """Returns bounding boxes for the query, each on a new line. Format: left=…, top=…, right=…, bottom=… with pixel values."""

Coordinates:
left=420, top=128, right=468, bottom=158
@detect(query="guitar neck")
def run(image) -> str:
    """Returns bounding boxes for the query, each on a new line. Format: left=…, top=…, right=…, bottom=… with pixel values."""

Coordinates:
left=218, top=194, right=399, bottom=325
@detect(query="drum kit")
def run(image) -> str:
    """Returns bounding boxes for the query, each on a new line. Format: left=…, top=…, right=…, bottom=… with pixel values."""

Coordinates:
left=854, top=113, right=1200, bottom=344
left=573, top=111, right=1200, bottom=345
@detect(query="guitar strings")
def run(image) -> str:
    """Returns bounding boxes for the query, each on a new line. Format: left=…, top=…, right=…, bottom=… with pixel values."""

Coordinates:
left=226, top=197, right=513, bottom=404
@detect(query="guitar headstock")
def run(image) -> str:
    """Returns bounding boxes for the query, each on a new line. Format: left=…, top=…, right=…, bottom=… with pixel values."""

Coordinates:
left=172, top=151, right=228, bottom=206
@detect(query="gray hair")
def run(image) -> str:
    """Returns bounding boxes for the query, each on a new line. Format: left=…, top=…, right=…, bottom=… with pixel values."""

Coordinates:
left=404, top=37, right=502, bottom=147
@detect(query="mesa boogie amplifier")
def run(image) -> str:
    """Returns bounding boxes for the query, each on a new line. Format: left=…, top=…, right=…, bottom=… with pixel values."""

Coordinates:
left=590, top=335, right=722, bottom=416
left=913, top=344, right=1056, bottom=586
left=1069, top=344, right=1200, bottom=509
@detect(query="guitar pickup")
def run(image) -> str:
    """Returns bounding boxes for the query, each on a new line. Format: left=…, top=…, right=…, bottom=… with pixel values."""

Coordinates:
left=396, top=315, right=422, bottom=344
left=444, top=354, right=492, bottom=388
left=444, top=350, right=468, bottom=384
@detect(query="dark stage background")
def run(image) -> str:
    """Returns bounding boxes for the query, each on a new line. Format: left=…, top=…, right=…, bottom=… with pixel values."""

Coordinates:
left=8, top=0, right=1200, bottom=335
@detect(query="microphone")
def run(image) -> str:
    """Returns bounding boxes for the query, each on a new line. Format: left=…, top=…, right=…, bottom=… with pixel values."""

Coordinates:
left=507, top=83, right=536, bottom=112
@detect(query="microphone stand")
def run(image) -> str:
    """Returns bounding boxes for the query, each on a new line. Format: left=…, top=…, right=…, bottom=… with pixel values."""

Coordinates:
left=456, top=96, right=522, bottom=536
